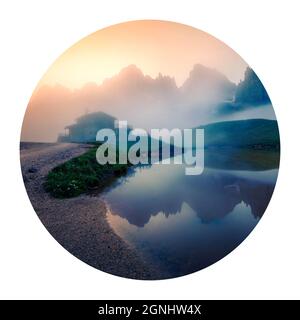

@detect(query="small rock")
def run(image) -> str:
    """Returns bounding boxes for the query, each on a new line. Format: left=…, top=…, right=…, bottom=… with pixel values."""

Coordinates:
left=28, top=167, right=38, bottom=173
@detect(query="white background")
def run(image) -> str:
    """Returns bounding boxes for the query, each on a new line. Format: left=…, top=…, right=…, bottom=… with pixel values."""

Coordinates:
left=0, top=0, right=299, bottom=300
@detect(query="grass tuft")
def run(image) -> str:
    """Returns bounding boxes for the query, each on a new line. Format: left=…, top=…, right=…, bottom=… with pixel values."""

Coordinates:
left=44, top=147, right=129, bottom=198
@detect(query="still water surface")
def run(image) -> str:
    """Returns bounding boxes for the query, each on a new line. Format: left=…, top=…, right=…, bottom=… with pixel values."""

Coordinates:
left=103, top=150, right=278, bottom=279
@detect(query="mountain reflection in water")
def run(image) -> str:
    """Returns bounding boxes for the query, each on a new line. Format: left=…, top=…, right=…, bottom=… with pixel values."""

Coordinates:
left=103, top=149, right=279, bottom=279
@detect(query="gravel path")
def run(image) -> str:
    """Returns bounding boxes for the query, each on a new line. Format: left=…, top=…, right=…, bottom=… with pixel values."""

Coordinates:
left=20, top=142, right=155, bottom=279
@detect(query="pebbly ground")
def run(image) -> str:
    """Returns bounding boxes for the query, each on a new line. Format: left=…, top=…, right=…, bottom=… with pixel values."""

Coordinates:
left=20, top=142, right=156, bottom=279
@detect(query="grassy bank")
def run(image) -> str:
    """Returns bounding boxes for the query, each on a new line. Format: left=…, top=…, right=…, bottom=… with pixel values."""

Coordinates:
left=44, top=146, right=130, bottom=198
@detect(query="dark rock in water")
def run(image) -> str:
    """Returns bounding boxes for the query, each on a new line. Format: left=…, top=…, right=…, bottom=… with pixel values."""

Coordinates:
left=28, top=167, right=38, bottom=173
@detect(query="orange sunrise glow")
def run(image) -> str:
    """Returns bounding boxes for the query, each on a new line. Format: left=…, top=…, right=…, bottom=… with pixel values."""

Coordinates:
left=39, top=20, right=247, bottom=89
left=22, top=20, right=252, bottom=142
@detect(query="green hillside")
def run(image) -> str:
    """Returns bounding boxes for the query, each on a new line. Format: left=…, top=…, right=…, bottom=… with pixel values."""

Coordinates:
left=197, top=119, right=280, bottom=148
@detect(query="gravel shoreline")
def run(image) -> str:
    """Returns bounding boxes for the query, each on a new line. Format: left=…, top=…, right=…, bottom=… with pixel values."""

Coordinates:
left=20, top=142, right=155, bottom=279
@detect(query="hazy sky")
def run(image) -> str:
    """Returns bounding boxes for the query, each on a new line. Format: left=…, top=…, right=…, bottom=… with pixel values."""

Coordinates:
left=22, top=20, right=252, bottom=142
left=39, top=20, right=248, bottom=89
